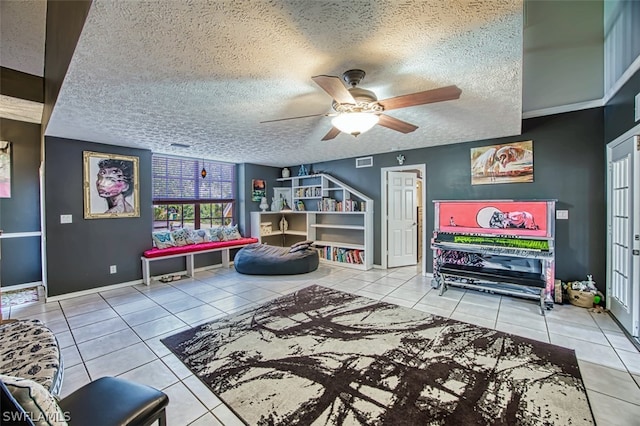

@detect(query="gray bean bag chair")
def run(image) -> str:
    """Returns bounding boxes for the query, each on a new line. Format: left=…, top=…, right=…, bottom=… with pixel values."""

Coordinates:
left=234, top=242, right=319, bottom=275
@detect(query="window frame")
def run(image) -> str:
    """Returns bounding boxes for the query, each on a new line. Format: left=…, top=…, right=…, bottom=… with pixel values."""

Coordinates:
left=152, top=154, right=236, bottom=230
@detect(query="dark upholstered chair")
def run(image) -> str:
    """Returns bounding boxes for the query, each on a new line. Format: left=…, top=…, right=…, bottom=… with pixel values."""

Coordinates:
left=1, top=376, right=169, bottom=426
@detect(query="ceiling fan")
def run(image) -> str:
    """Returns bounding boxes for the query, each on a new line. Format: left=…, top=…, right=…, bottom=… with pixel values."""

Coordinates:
left=261, top=69, right=462, bottom=141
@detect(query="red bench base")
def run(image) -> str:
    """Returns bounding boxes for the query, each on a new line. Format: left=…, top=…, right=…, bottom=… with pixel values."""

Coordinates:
left=141, top=238, right=258, bottom=285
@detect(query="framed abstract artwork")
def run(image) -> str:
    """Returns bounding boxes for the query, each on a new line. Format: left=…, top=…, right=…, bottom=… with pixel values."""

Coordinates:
left=471, top=140, right=533, bottom=185
left=252, top=179, right=266, bottom=202
left=83, top=151, right=140, bottom=219
left=0, top=141, right=11, bottom=198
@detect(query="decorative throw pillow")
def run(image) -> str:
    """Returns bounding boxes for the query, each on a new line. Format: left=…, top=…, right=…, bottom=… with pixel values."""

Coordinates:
left=221, top=224, right=242, bottom=241
left=208, top=226, right=224, bottom=242
left=290, top=243, right=311, bottom=253
left=189, top=229, right=209, bottom=244
left=291, top=240, right=314, bottom=249
left=171, top=228, right=194, bottom=246
left=1, top=374, right=69, bottom=426
left=151, top=231, right=175, bottom=249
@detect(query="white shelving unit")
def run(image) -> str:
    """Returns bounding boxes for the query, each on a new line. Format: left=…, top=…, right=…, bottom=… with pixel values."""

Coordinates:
left=250, top=174, right=373, bottom=270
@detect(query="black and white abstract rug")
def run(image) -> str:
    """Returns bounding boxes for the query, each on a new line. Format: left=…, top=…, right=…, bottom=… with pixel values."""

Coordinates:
left=162, top=285, right=594, bottom=425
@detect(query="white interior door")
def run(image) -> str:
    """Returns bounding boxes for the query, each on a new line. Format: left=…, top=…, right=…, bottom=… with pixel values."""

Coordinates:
left=608, top=135, right=640, bottom=337
left=387, top=171, right=417, bottom=268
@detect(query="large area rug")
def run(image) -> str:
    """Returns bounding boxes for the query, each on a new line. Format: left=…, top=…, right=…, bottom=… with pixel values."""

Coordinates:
left=162, top=285, right=594, bottom=425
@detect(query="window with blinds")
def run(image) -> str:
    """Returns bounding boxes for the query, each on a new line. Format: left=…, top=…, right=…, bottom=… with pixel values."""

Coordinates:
left=152, top=155, right=235, bottom=230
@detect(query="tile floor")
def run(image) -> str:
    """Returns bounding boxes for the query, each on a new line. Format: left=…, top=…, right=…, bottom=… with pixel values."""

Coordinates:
left=6, top=264, right=640, bottom=425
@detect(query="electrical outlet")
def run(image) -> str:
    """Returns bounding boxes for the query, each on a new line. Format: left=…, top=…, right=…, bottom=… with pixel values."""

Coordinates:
left=556, top=210, right=569, bottom=220
left=60, top=214, right=72, bottom=224
left=109, top=265, right=117, bottom=274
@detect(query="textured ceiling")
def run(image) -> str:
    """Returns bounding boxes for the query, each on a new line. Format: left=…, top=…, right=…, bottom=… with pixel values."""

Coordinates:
left=0, top=0, right=46, bottom=76
left=46, top=0, right=523, bottom=167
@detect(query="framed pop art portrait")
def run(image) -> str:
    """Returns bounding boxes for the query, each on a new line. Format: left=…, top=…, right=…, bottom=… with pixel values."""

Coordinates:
left=83, top=151, right=140, bottom=219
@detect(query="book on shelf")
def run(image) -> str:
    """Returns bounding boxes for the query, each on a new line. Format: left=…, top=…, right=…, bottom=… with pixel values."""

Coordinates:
left=316, top=246, right=364, bottom=264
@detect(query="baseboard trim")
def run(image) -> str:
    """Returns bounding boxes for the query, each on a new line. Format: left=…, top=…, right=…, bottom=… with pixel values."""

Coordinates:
left=45, top=279, right=143, bottom=302
left=45, top=263, right=228, bottom=301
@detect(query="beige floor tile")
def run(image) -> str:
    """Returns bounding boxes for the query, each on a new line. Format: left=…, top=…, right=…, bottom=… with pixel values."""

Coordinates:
left=460, top=291, right=501, bottom=308
left=615, top=348, right=640, bottom=375
left=61, top=344, right=82, bottom=368
left=189, top=412, right=223, bottom=426
left=132, top=315, right=188, bottom=340
left=66, top=307, right=118, bottom=329
left=183, top=375, right=223, bottom=409
left=497, top=309, right=547, bottom=332
left=144, top=326, right=190, bottom=358
left=550, top=334, right=626, bottom=371
left=372, top=276, right=407, bottom=287
left=111, top=298, right=159, bottom=315
left=54, top=330, right=75, bottom=349
left=121, top=306, right=172, bottom=326
left=387, top=287, right=430, bottom=302
left=118, top=359, right=179, bottom=390
left=175, top=304, right=225, bottom=325
left=105, top=291, right=152, bottom=307
left=77, top=328, right=142, bottom=361
left=71, top=317, right=129, bottom=343
left=63, top=300, right=114, bottom=319
left=453, top=301, right=499, bottom=321
left=604, top=330, right=638, bottom=352
left=412, top=303, right=454, bottom=318
left=587, top=389, right=640, bottom=426
left=85, top=342, right=157, bottom=379
left=163, top=381, right=209, bottom=426
left=59, top=364, right=91, bottom=399
left=495, top=322, right=550, bottom=343
left=416, top=292, right=461, bottom=311
left=546, top=318, right=609, bottom=346
left=578, top=360, right=640, bottom=405
left=212, top=403, right=245, bottom=426
left=208, top=295, right=253, bottom=313
left=450, top=311, right=496, bottom=329
left=161, top=353, right=194, bottom=380
left=380, top=296, right=416, bottom=308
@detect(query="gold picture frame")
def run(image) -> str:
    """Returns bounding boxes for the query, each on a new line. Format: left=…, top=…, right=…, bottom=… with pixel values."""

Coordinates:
left=83, top=151, right=140, bottom=219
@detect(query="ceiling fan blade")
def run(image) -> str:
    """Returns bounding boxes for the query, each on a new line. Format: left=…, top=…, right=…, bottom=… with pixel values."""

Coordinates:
left=321, top=127, right=341, bottom=141
left=260, top=113, right=328, bottom=123
left=377, top=114, right=418, bottom=133
left=378, top=85, right=462, bottom=111
left=311, top=75, right=356, bottom=105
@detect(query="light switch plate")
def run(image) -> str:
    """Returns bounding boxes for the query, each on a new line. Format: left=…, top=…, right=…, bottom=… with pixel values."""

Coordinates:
left=635, top=92, right=640, bottom=122
left=60, top=214, right=72, bottom=224
left=556, top=210, right=568, bottom=220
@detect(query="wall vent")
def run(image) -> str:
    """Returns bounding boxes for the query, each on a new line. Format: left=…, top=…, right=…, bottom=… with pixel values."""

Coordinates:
left=355, top=156, right=373, bottom=168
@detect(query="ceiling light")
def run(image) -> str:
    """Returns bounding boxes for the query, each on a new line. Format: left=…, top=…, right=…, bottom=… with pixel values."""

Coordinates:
left=331, top=113, right=379, bottom=137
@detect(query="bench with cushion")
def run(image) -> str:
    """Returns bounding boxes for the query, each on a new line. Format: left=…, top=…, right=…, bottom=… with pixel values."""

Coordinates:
left=142, top=238, right=258, bottom=285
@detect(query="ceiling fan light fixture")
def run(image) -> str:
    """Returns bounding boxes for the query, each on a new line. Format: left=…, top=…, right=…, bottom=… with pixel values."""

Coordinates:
left=331, top=112, right=379, bottom=137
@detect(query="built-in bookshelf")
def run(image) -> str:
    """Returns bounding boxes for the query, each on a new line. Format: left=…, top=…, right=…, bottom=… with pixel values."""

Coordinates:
left=250, top=173, right=373, bottom=270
